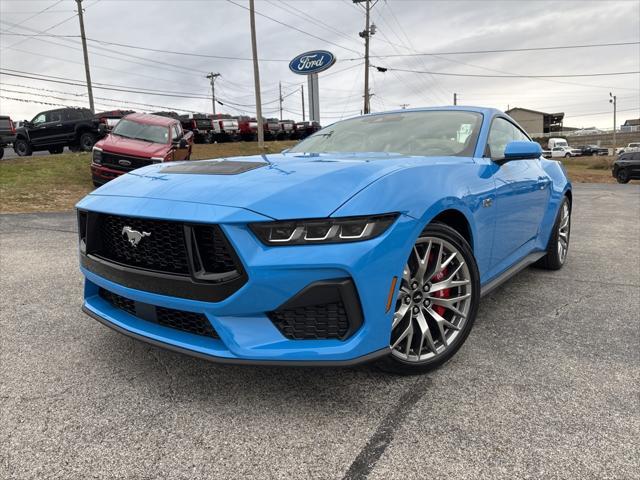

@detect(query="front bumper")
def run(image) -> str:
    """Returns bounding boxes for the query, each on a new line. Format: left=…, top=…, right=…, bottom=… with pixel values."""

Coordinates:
left=91, top=163, right=126, bottom=184
left=78, top=195, right=417, bottom=364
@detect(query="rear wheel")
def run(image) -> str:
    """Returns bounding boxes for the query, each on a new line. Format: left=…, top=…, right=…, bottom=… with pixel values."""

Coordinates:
left=79, top=132, right=97, bottom=151
left=14, top=138, right=32, bottom=156
left=535, top=197, right=571, bottom=270
left=377, top=223, right=480, bottom=375
left=564, top=153, right=570, bottom=158
left=616, top=168, right=630, bottom=184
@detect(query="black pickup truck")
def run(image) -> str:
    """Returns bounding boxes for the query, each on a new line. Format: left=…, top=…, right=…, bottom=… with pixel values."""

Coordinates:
left=13, top=107, right=104, bottom=156
left=0, top=115, right=16, bottom=160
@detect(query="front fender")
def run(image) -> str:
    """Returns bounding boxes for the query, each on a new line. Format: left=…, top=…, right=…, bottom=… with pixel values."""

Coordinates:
left=332, top=160, right=497, bottom=279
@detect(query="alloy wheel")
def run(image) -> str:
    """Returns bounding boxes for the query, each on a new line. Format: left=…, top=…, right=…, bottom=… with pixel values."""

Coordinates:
left=557, top=202, right=570, bottom=264
left=391, top=237, right=473, bottom=363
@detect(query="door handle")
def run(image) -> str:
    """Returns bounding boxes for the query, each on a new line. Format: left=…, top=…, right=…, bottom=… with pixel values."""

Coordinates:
left=55, top=124, right=63, bottom=127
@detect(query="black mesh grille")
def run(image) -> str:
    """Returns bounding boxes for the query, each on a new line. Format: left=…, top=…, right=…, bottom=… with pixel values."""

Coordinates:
left=99, top=288, right=218, bottom=339
left=193, top=225, right=239, bottom=273
left=268, top=302, right=350, bottom=340
left=100, top=152, right=155, bottom=172
left=100, top=288, right=136, bottom=316
left=98, top=215, right=190, bottom=274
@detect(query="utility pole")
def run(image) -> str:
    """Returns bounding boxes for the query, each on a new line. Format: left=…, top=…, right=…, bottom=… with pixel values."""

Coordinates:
left=301, top=84, right=305, bottom=121
left=75, top=0, right=94, bottom=112
left=453, top=93, right=457, bottom=106
left=609, top=92, right=617, bottom=154
left=279, top=81, right=283, bottom=121
left=354, top=0, right=376, bottom=114
left=249, top=0, right=264, bottom=147
left=207, top=72, right=221, bottom=116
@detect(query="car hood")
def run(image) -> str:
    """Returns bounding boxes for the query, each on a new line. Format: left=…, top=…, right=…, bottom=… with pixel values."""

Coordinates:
left=87, top=152, right=425, bottom=219
left=96, top=134, right=168, bottom=158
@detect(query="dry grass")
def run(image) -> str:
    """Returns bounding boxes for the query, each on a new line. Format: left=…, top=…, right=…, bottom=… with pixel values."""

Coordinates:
left=0, top=147, right=623, bottom=214
left=0, top=141, right=295, bottom=214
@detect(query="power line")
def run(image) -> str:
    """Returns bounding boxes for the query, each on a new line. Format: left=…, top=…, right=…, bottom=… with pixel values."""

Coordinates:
left=226, top=0, right=362, bottom=56
left=365, top=41, right=640, bottom=59
left=373, top=65, right=640, bottom=78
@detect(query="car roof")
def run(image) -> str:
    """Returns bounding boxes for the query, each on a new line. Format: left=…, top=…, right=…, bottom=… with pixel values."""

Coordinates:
left=360, top=105, right=503, bottom=118
left=123, top=112, right=176, bottom=127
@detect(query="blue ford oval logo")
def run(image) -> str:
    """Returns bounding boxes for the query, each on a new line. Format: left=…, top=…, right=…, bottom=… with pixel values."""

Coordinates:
left=289, top=50, right=336, bottom=75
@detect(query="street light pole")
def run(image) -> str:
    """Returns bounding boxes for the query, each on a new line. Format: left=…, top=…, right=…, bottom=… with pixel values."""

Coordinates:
left=301, top=84, right=305, bottom=122
left=75, top=0, right=94, bottom=112
left=207, top=72, right=221, bottom=116
left=609, top=92, right=617, bottom=154
left=249, top=0, right=264, bottom=147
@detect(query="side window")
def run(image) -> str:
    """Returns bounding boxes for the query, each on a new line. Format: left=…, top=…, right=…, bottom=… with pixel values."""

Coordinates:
left=47, top=110, right=62, bottom=123
left=32, top=113, right=46, bottom=125
left=63, top=109, right=82, bottom=121
left=487, top=118, right=529, bottom=159
left=172, top=124, right=181, bottom=140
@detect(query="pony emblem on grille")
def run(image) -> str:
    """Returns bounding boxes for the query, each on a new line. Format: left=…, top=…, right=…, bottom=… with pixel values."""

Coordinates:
left=121, top=226, right=151, bottom=247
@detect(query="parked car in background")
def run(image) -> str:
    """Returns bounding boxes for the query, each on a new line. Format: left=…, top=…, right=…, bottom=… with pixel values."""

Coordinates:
left=13, top=120, right=26, bottom=130
left=612, top=152, right=640, bottom=183
left=209, top=114, right=239, bottom=142
left=237, top=116, right=258, bottom=141
left=278, top=119, right=296, bottom=140
left=615, top=142, right=640, bottom=155
left=13, top=107, right=103, bottom=156
left=550, top=146, right=578, bottom=158
left=95, top=109, right=135, bottom=131
left=179, top=114, right=217, bottom=143
left=575, top=145, right=608, bottom=156
left=292, top=121, right=321, bottom=139
left=91, top=113, right=193, bottom=187
left=0, top=115, right=16, bottom=160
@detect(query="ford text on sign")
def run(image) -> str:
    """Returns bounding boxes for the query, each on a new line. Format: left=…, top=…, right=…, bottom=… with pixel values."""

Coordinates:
left=289, top=51, right=336, bottom=75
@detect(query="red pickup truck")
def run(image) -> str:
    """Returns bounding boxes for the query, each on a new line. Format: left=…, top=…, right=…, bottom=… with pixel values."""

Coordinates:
left=91, top=113, right=193, bottom=187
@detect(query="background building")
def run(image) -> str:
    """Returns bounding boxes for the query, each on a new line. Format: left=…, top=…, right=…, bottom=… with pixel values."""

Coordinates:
left=506, top=108, right=565, bottom=136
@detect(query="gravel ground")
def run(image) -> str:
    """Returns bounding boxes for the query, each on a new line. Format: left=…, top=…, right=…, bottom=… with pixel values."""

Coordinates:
left=0, top=184, right=638, bottom=480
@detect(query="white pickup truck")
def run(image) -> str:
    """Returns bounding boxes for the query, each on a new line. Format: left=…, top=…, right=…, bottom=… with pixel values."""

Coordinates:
left=615, top=142, right=640, bottom=155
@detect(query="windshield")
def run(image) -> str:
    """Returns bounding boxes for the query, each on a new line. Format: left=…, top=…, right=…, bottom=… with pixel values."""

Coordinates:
left=112, top=119, right=169, bottom=143
left=289, top=111, right=483, bottom=157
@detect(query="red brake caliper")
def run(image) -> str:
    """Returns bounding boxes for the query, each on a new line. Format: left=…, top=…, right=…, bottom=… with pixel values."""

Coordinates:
left=431, top=266, right=450, bottom=317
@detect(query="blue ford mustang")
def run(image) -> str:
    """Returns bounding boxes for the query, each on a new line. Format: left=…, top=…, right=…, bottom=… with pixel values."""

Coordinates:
left=77, top=107, right=572, bottom=374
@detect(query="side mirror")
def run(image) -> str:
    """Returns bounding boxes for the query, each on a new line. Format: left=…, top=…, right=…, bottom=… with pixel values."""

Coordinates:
left=501, top=141, right=542, bottom=163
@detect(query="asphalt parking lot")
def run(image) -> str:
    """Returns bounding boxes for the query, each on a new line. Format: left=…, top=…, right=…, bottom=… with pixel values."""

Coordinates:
left=1, top=183, right=638, bottom=480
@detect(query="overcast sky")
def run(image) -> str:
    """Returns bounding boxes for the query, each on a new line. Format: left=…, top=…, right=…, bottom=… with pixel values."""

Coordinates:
left=0, top=0, right=639, bottom=130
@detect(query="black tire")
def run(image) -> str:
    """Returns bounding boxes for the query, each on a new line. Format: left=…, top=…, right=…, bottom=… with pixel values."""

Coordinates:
left=79, top=132, right=97, bottom=151
left=376, top=223, right=481, bottom=375
left=0, top=147, right=4, bottom=160
left=616, top=168, right=631, bottom=184
left=48, top=146, right=64, bottom=155
left=13, top=138, right=32, bottom=157
left=564, top=153, right=570, bottom=158
left=92, top=180, right=103, bottom=188
left=535, top=196, right=571, bottom=270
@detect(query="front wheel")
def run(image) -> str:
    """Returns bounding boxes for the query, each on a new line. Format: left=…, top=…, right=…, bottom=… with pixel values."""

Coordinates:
left=79, top=132, right=97, bottom=151
left=13, top=138, right=32, bottom=156
left=377, top=223, right=480, bottom=375
left=564, top=153, right=571, bottom=158
left=616, top=168, right=630, bottom=184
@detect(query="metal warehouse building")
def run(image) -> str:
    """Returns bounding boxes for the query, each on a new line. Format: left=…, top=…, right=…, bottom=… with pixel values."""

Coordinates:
left=506, top=108, right=565, bottom=136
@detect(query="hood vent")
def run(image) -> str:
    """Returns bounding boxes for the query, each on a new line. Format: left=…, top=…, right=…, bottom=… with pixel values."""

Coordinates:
left=160, top=160, right=267, bottom=175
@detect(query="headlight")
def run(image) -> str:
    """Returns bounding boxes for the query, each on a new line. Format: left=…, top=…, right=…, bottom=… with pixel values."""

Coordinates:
left=249, top=214, right=398, bottom=245
left=92, top=147, right=102, bottom=164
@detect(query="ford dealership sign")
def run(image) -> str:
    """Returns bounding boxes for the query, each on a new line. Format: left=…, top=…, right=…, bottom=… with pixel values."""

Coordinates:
left=289, top=51, right=336, bottom=75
